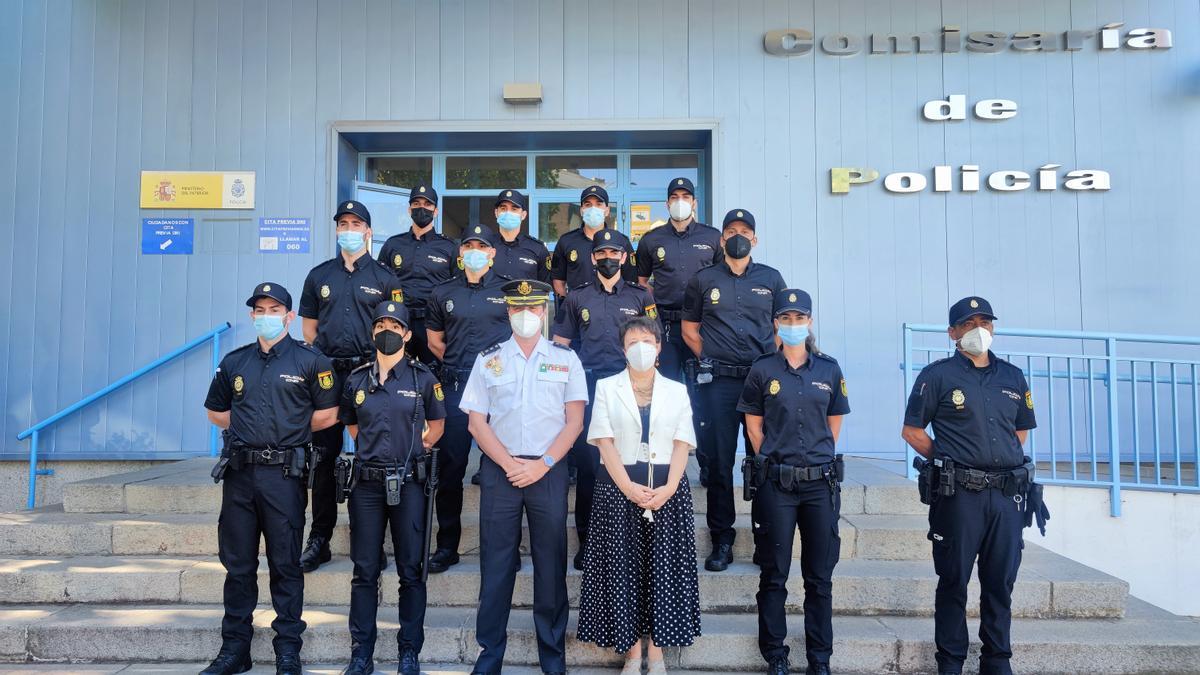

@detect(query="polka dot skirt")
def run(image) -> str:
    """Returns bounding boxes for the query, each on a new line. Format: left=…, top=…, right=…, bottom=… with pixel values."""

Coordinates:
left=576, top=473, right=702, bottom=653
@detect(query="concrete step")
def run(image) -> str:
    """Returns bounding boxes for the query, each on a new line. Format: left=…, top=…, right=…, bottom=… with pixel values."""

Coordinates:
left=2, top=600, right=1197, bottom=672
left=0, top=545, right=1127, bottom=618
left=60, top=457, right=925, bottom=517
left=0, top=507, right=939, bottom=562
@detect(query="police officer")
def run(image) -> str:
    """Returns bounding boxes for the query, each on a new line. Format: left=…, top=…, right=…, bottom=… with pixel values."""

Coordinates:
left=550, top=185, right=637, bottom=298
left=298, top=200, right=405, bottom=572
left=682, top=208, right=787, bottom=572
left=340, top=301, right=446, bottom=675
left=902, top=297, right=1038, bottom=675
left=202, top=283, right=340, bottom=675
left=552, top=228, right=656, bottom=570
left=379, top=183, right=459, bottom=364
left=459, top=279, right=587, bottom=675
left=635, top=177, right=722, bottom=382
left=423, top=225, right=512, bottom=573
left=737, top=290, right=850, bottom=675
left=491, top=189, right=552, bottom=283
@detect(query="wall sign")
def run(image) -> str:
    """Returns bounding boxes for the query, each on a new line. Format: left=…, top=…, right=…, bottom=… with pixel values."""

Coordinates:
left=258, top=218, right=311, bottom=254
left=140, top=171, right=256, bottom=209
left=141, top=218, right=194, bottom=255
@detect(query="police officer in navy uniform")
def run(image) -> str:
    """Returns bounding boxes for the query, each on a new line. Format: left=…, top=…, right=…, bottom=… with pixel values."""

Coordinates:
left=340, top=300, right=446, bottom=675
left=491, top=189, right=552, bottom=284
left=298, top=200, right=405, bottom=572
left=635, top=177, right=721, bottom=382
left=202, top=283, right=340, bottom=675
left=737, top=290, right=850, bottom=675
left=552, top=229, right=657, bottom=570
left=682, top=208, right=787, bottom=572
left=550, top=185, right=637, bottom=298
left=378, top=183, right=459, bottom=364
left=902, top=297, right=1037, bottom=675
left=460, top=279, right=588, bottom=675
left=423, top=225, right=512, bottom=573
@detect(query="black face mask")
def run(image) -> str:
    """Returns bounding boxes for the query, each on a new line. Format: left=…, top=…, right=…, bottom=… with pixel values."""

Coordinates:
left=411, top=207, right=434, bottom=227
left=373, top=329, right=406, bottom=356
left=594, top=257, right=621, bottom=279
left=724, top=234, right=752, bottom=259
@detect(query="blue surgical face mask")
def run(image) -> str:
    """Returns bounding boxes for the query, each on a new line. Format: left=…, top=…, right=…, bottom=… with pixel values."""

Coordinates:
left=581, top=206, right=606, bottom=229
left=337, top=231, right=366, bottom=253
left=777, top=324, right=810, bottom=346
left=496, top=211, right=522, bottom=231
left=254, top=315, right=287, bottom=340
left=462, top=249, right=490, bottom=272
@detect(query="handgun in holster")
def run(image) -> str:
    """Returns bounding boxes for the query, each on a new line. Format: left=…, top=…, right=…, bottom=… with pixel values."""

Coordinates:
left=934, top=457, right=956, bottom=498
left=913, top=456, right=932, bottom=504
left=333, top=455, right=354, bottom=504
left=741, top=453, right=768, bottom=501
left=210, top=430, right=236, bottom=483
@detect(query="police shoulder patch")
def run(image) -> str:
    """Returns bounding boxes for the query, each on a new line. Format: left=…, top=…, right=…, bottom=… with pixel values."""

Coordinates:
left=840, top=378, right=848, bottom=397
left=433, top=382, right=445, bottom=401
left=391, top=288, right=404, bottom=302
left=645, top=304, right=657, bottom=319
left=317, top=370, right=334, bottom=390
left=1025, top=390, right=1034, bottom=409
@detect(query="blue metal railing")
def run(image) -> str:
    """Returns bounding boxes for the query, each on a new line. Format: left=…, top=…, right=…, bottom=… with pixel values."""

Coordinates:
left=902, top=324, right=1200, bottom=517
left=16, top=322, right=231, bottom=509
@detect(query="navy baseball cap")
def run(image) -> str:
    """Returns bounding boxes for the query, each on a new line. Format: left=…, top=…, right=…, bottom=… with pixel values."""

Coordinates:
left=774, top=289, right=813, bottom=316
left=668, top=177, right=695, bottom=197
left=461, top=224, right=495, bottom=247
left=948, top=296, right=997, bottom=326
left=372, top=300, right=410, bottom=329
left=409, top=183, right=439, bottom=206
left=495, top=189, right=528, bottom=211
left=334, top=200, right=372, bottom=226
left=722, top=208, right=756, bottom=231
left=581, top=185, right=610, bottom=205
left=246, top=282, right=293, bottom=311
left=591, top=228, right=631, bottom=252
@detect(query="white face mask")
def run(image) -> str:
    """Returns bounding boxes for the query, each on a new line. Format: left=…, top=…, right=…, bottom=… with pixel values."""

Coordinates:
left=668, top=199, right=693, bottom=221
left=625, top=341, right=658, bottom=372
left=958, top=326, right=993, bottom=356
left=509, top=309, right=542, bottom=339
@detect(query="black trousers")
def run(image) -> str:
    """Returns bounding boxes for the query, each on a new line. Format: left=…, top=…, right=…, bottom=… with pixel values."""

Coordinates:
left=474, top=454, right=569, bottom=674
left=405, top=314, right=437, bottom=366
left=309, top=364, right=353, bottom=541
left=929, top=487, right=1024, bottom=674
left=348, top=475, right=428, bottom=657
left=433, top=374, right=471, bottom=552
left=699, top=373, right=751, bottom=545
left=656, top=318, right=688, bottom=383
left=568, top=370, right=617, bottom=548
left=755, top=479, right=840, bottom=666
left=218, top=464, right=306, bottom=656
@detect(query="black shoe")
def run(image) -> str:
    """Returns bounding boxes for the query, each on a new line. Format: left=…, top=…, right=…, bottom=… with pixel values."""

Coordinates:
left=275, top=653, right=302, bottom=675
left=344, top=655, right=374, bottom=675
left=199, top=651, right=252, bottom=675
left=705, top=542, right=733, bottom=571
left=299, top=535, right=331, bottom=572
left=427, top=548, right=460, bottom=574
left=573, top=547, right=585, bottom=571
left=806, top=663, right=830, bottom=675
left=471, top=470, right=482, bottom=485
left=752, top=549, right=762, bottom=567
left=398, top=647, right=420, bottom=675
left=768, top=656, right=790, bottom=675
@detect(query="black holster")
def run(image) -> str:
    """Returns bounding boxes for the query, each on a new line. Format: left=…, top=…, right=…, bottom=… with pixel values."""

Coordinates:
left=210, top=431, right=241, bottom=483
left=741, top=453, right=768, bottom=501
left=333, top=455, right=354, bottom=503
left=935, top=457, right=957, bottom=497
left=285, top=445, right=307, bottom=481
left=913, top=456, right=932, bottom=504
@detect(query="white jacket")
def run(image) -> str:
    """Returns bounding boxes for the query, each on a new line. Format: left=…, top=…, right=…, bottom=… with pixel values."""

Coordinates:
left=587, top=369, right=697, bottom=465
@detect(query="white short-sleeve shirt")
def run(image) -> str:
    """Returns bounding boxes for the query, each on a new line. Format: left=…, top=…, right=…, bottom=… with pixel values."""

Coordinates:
left=459, top=335, right=588, bottom=457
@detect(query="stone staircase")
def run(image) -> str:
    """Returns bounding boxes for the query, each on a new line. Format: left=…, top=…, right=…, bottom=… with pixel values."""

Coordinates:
left=0, top=456, right=1197, bottom=672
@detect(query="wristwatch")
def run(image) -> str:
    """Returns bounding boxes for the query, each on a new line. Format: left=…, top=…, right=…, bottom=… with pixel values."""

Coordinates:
left=542, top=455, right=556, bottom=469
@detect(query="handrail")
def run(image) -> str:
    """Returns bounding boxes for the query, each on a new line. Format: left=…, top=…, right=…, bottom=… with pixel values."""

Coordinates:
left=16, top=322, right=231, bottom=509
left=902, top=323, right=1200, bottom=517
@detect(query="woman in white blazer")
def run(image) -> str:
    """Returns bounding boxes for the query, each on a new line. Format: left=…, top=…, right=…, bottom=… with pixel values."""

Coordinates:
left=575, top=316, right=702, bottom=675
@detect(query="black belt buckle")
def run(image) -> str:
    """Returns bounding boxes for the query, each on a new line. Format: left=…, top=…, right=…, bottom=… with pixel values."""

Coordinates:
left=385, top=469, right=402, bottom=506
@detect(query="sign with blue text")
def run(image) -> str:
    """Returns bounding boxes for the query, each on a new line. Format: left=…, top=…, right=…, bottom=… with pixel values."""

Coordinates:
left=258, top=218, right=310, bottom=254
left=141, top=218, right=194, bottom=255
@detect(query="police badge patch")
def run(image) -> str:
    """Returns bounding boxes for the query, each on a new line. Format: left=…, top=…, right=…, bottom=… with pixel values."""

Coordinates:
left=710, top=288, right=720, bottom=303
left=233, top=375, right=244, bottom=395
left=656, top=247, right=665, bottom=260
left=393, top=254, right=403, bottom=268
left=446, top=299, right=455, bottom=313
left=569, top=250, right=578, bottom=263
left=320, top=285, right=331, bottom=299
left=581, top=308, right=590, bottom=322
left=355, top=390, right=366, bottom=406
left=317, top=371, right=334, bottom=390
left=951, top=389, right=966, bottom=408
left=768, top=379, right=781, bottom=395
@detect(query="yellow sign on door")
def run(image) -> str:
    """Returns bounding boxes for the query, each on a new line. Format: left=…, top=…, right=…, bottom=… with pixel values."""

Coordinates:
left=630, top=204, right=653, bottom=242
left=140, top=171, right=256, bottom=209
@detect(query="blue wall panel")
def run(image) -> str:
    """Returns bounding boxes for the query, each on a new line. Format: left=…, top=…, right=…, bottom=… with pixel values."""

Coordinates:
left=1, top=0, right=1198, bottom=459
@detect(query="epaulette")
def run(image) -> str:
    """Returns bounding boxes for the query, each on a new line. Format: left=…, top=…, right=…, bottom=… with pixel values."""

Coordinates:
left=409, top=358, right=433, bottom=373
left=551, top=341, right=573, bottom=351
left=480, top=344, right=503, bottom=357
left=572, top=280, right=595, bottom=291
left=227, top=342, right=256, bottom=357
left=813, top=351, right=838, bottom=364
left=752, top=350, right=778, bottom=364
left=350, top=361, right=373, bottom=374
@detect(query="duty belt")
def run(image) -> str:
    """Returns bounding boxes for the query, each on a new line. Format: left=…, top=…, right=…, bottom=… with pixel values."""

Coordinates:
left=356, top=461, right=415, bottom=482
left=767, top=462, right=833, bottom=490
left=956, top=466, right=1028, bottom=491
left=234, top=445, right=305, bottom=466
left=712, top=362, right=751, bottom=378
left=405, top=305, right=427, bottom=320
left=440, top=366, right=474, bottom=389
left=658, top=308, right=684, bottom=322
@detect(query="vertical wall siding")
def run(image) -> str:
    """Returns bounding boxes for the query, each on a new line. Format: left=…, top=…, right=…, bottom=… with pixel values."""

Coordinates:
left=0, top=0, right=1197, bottom=458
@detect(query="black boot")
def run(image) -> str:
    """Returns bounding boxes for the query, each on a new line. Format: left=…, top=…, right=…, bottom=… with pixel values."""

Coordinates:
left=343, top=654, right=374, bottom=674
left=705, top=542, right=733, bottom=571
left=299, top=535, right=331, bottom=572
left=470, top=470, right=482, bottom=485
left=199, top=650, right=252, bottom=675
left=768, top=656, right=790, bottom=675
left=275, top=653, right=302, bottom=675
left=427, top=548, right=460, bottom=574
left=806, top=663, right=831, bottom=675
left=398, top=646, right=421, bottom=675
